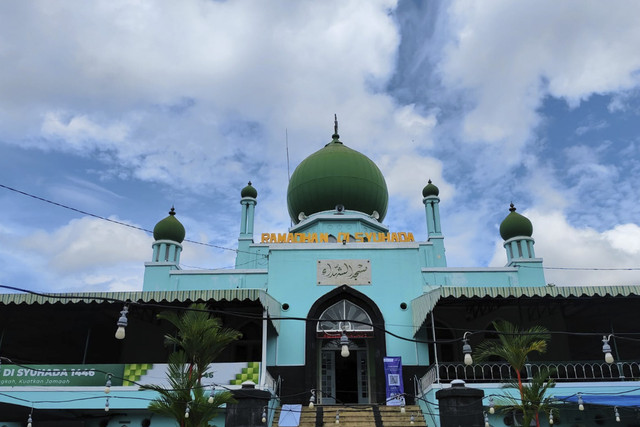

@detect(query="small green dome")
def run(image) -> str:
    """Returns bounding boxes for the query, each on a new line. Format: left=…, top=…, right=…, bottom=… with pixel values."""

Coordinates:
left=241, top=181, right=257, bottom=198
left=422, top=179, right=439, bottom=197
left=287, top=130, right=388, bottom=224
left=499, top=203, right=533, bottom=241
left=153, top=207, right=186, bottom=243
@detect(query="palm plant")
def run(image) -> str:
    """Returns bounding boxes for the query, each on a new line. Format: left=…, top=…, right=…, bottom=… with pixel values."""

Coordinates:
left=144, top=303, right=242, bottom=427
left=157, top=304, right=242, bottom=383
left=498, top=368, right=557, bottom=427
left=475, top=320, right=550, bottom=401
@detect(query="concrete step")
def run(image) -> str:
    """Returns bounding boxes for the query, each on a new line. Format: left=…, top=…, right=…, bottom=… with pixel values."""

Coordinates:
left=378, top=405, right=426, bottom=427
left=273, top=404, right=426, bottom=427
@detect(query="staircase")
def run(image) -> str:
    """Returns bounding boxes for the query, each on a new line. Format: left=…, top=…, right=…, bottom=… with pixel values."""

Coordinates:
left=273, top=405, right=426, bottom=427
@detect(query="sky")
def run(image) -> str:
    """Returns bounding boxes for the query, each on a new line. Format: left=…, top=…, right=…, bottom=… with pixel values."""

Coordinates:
left=1, top=0, right=640, bottom=293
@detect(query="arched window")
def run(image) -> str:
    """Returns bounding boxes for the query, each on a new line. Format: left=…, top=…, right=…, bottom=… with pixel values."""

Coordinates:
left=316, top=300, right=374, bottom=333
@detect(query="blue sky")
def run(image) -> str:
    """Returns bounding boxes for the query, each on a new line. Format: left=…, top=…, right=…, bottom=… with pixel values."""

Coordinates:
left=1, top=0, right=639, bottom=292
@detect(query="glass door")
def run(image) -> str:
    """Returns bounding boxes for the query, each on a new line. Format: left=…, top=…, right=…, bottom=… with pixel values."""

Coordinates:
left=356, top=349, right=369, bottom=403
left=320, top=349, right=336, bottom=404
left=320, top=342, right=370, bottom=404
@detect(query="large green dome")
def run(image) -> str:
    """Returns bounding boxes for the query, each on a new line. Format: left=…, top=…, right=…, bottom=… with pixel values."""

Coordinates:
left=287, top=132, right=388, bottom=224
left=153, top=207, right=186, bottom=243
left=499, top=203, right=533, bottom=241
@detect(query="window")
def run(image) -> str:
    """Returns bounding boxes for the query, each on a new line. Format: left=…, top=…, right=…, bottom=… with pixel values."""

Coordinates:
left=317, top=300, right=373, bottom=333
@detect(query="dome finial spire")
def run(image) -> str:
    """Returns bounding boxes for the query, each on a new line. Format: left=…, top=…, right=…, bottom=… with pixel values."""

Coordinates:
left=332, top=114, right=340, bottom=141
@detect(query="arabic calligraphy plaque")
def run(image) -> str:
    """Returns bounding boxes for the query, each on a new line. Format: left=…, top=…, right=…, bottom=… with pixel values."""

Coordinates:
left=317, top=259, right=371, bottom=285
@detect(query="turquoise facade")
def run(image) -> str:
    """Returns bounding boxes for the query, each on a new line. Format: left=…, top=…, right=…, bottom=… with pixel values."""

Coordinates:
left=142, top=197, right=546, bottom=369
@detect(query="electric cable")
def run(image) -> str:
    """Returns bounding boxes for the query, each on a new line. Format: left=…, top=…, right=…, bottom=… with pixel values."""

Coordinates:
left=0, top=183, right=267, bottom=259
left=4, top=183, right=640, bottom=273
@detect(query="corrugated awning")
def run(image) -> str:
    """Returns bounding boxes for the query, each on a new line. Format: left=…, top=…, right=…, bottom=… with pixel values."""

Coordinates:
left=411, top=285, right=640, bottom=335
left=411, top=288, right=442, bottom=336
left=439, top=285, right=640, bottom=299
left=0, top=289, right=282, bottom=333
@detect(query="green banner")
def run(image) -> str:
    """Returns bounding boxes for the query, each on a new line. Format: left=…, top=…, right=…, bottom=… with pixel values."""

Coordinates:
left=0, top=364, right=124, bottom=387
left=0, top=362, right=260, bottom=387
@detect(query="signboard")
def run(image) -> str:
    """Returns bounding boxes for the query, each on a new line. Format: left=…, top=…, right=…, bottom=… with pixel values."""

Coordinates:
left=383, top=357, right=405, bottom=406
left=260, top=231, right=415, bottom=243
left=0, top=362, right=260, bottom=388
left=317, top=259, right=371, bottom=285
left=0, top=364, right=124, bottom=387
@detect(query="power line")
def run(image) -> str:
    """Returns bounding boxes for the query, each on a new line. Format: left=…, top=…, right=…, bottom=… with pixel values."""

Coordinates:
left=515, top=263, right=640, bottom=271
left=4, top=183, right=640, bottom=273
left=0, top=183, right=267, bottom=259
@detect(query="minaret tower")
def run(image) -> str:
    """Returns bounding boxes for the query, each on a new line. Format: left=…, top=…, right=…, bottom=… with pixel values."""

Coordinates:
left=143, top=207, right=186, bottom=291
left=236, top=182, right=257, bottom=267
left=423, top=180, right=442, bottom=237
left=500, top=203, right=535, bottom=263
left=151, top=207, right=185, bottom=264
left=499, top=203, right=545, bottom=286
left=422, top=180, right=446, bottom=266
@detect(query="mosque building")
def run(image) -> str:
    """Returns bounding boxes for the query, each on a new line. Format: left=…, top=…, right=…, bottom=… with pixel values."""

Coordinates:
left=0, top=120, right=638, bottom=426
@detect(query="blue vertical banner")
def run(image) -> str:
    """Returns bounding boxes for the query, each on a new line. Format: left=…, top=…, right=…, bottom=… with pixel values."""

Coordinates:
left=383, top=356, right=405, bottom=406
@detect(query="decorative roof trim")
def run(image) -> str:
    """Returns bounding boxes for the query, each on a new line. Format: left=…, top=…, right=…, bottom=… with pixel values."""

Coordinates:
left=411, top=285, right=640, bottom=335
left=440, top=285, right=640, bottom=299
left=0, top=289, right=281, bottom=333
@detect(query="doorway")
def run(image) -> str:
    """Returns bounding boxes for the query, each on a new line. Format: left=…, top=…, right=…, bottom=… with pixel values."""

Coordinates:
left=320, top=340, right=369, bottom=404
left=305, top=285, right=387, bottom=405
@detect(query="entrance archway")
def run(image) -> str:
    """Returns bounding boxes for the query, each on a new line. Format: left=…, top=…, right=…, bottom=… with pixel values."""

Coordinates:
left=305, top=285, right=386, bottom=404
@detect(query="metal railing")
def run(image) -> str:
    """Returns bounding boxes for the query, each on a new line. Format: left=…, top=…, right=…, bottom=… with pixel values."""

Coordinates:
left=263, top=371, right=281, bottom=397
left=418, top=360, right=640, bottom=393
left=413, top=374, right=423, bottom=400
left=418, top=367, right=438, bottom=396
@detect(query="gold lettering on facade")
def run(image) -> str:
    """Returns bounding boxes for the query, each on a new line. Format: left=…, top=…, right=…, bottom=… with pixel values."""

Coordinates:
left=260, top=231, right=415, bottom=243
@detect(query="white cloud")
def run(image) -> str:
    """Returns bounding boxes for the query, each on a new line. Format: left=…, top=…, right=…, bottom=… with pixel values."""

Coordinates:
left=438, top=0, right=640, bottom=152
left=489, top=209, right=640, bottom=286
left=42, top=112, right=129, bottom=147
left=20, top=216, right=149, bottom=273
left=13, top=217, right=150, bottom=291
left=575, top=120, right=608, bottom=136
left=0, top=0, right=449, bottom=211
left=393, top=105, right=438, bottom=141
left=379, top=154, right=450, bottom=205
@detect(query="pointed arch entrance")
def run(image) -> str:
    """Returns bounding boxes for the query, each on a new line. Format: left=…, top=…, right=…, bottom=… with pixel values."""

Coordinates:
left=305, top=285, right=386, bottom=404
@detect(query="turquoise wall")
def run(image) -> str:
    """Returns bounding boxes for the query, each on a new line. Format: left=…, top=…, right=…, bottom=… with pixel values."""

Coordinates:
left=264, top=243, right=428, bottom=365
